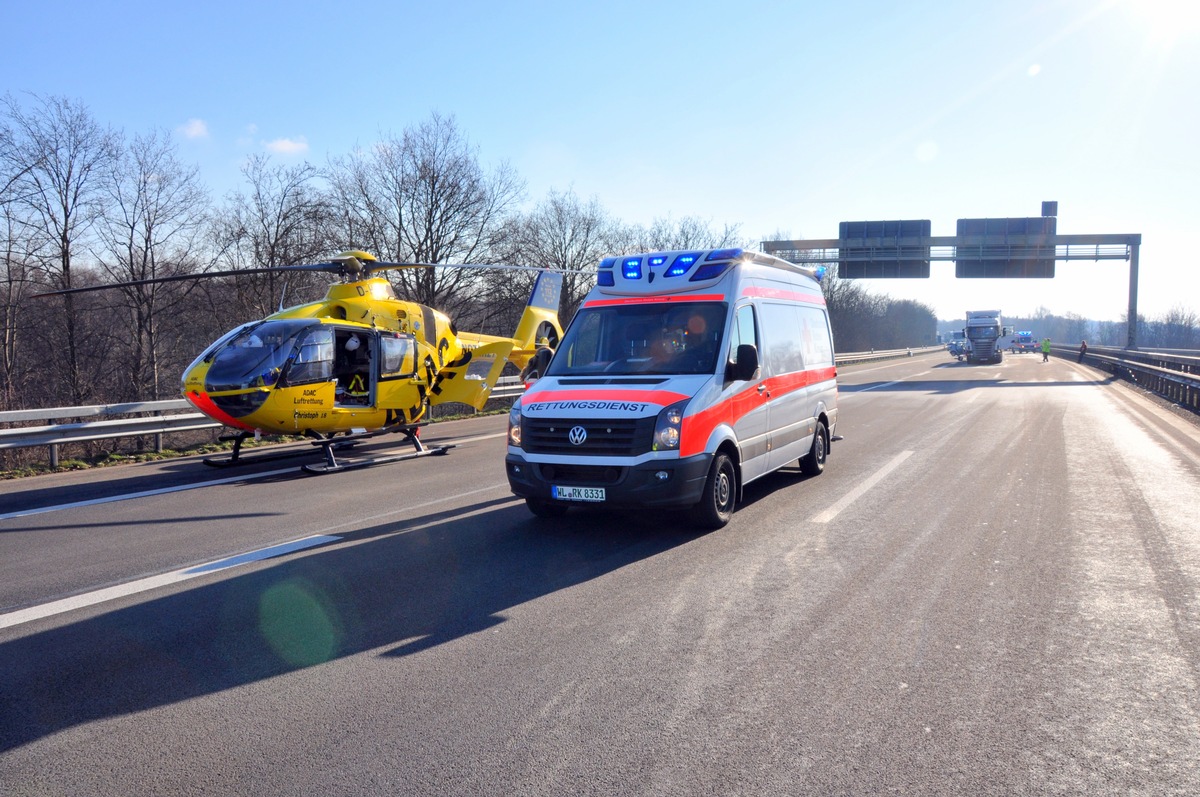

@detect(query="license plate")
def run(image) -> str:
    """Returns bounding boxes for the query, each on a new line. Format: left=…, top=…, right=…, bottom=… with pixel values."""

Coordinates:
left=552, top=485, right=605, bottom=502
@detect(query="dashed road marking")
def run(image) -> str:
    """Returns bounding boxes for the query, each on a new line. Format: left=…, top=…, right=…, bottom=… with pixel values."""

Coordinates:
left=811, top=450, right=914, bottom=524
left=0, top=534, right=342, bottom=630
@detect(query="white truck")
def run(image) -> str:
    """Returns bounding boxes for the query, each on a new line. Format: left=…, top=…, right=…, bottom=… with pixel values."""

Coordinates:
left=963, top=310, right=1006, bottom=364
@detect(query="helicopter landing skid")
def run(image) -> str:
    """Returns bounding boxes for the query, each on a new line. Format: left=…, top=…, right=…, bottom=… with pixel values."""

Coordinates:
left=202, top=431, right=310, bottom=468
left=203, top=431, right=364, bottom=468
left=302, top=426, right=454, bottom=475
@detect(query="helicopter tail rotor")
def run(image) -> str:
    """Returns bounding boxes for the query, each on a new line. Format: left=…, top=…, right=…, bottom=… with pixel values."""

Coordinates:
left=512, top=270, right=564, bottom=355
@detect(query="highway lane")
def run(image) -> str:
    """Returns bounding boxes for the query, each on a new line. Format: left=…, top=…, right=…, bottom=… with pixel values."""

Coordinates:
left=0, top=418, right=518, bottom=617
left=2, top=351, right=1199, bottom=795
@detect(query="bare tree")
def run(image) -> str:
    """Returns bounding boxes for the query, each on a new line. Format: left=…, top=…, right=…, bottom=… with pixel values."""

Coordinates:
left=94, top=129, right=211, bottom=400
left=213, top=154, right=333, bottom=322
left=487, top=188, right=621, bottom=329
left=620, top=214, right=744, bottom=253
left=878, top=298, right=938, bottom=347
left=3, top=93, right=120, bottom=404
left=0, top=206, right=39, bottom=408
left=1158, top=304, right=1200, bottom=349
left=326, top=113, right=524, bottom=316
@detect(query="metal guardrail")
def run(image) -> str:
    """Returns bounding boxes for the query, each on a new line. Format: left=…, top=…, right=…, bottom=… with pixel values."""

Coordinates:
left=0, top=400, right=220, bottom=468
left=835, top=346, right=943, bottom=365
left=1052, top=344, right=1200, bottom=414
left=0, top=348, right=941, bottom=466
left=0, top=378, right=530, bottom=467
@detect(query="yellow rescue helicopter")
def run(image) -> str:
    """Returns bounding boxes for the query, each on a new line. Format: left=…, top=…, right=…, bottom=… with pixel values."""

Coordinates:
left=38, top=251, right=563, bottom=472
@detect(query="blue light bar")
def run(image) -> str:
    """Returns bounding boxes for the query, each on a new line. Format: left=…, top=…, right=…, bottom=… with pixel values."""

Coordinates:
left=690, top=262, right=731, bottom=281
left=706, top=247, right=744, bottom=261
left=597, top=271, right=615, bottom=287
left=622, top=257, right=643, bottom=279
left=666, top=252, right=701, bottom=277
left=813, top=265, right=828, bottom=280
left=599, top=257, right=616, bottom=269
left=647, top=254, right=668, bottom=268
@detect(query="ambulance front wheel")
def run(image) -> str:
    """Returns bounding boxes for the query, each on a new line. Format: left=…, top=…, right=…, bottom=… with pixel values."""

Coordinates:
left=690, top=452, right=736, bottom=529
left=526, top=498, right=568, bottom=519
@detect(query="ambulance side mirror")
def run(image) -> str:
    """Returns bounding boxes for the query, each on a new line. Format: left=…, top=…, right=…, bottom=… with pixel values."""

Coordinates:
left=727, top=344, right=759, bottom=382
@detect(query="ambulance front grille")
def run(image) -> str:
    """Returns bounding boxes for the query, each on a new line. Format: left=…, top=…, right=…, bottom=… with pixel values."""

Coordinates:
left=522, top=417, right=654, bottom=456
left=534, top=463, right=624, bottom=485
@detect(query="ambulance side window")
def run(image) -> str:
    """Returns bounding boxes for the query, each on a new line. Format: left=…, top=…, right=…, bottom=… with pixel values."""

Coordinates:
left=729, top=304, right=759, bottom=364
left=798, top=307, right=835, bottom=369
left=760, top=302, right=805, bottom=375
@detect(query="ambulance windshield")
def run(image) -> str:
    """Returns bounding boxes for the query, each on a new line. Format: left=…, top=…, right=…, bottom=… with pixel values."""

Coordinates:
left=548, top=302, right=727, bottom=376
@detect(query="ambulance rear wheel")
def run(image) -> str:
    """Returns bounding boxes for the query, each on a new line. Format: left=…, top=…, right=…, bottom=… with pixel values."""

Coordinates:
left=690, top=452, right=736, bottom=529
left=526, top=498, right=568, bottom=519
left=800, top=421, right=827, bottom=477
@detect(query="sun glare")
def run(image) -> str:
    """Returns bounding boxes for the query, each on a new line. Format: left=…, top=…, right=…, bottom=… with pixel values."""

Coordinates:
left=1122, top=0, right=1200, bottom=48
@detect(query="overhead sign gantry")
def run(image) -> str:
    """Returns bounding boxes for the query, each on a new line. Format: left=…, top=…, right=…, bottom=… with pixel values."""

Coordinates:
left=762, top=202, right=1143, bottom=348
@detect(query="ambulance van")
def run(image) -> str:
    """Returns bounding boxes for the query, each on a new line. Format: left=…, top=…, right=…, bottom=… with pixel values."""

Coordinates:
left=505, top=248, right=838, bottom=528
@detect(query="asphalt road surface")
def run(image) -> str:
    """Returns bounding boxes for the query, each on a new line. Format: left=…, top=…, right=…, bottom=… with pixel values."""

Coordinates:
left=2, top=350, right=1199, bottom=795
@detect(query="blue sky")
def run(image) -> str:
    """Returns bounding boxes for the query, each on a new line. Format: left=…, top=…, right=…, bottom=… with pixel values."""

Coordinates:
left=4, top=0, right=1197, bottom=322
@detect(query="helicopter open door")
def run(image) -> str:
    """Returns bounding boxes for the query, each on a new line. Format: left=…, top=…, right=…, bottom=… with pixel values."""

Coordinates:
left=333, top=329, right=375, bottom=407
left=375, top=331, right=423, bottom=422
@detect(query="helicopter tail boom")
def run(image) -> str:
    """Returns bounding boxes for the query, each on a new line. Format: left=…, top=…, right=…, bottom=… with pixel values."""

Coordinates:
left=429, top=340, right=514, bottom=409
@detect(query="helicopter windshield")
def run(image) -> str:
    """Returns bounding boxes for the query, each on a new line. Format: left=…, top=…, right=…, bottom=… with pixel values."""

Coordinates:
left=204, top=319, right=316, bottom=392
left=548, top=301, right=727, bottom=377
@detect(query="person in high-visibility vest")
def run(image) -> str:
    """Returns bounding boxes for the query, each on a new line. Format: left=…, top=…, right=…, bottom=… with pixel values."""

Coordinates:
left=1041, top=337, right=1051, bottom=362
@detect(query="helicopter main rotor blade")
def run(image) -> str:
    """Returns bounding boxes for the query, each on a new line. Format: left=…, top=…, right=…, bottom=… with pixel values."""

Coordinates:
left=30, top=263, right=345, bottom=298
left=364, top=262, right=574, bottom=275
left=31, top=258, right=573, bottom=298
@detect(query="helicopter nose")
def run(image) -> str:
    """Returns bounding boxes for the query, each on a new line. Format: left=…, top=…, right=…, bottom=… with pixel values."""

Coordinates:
left=181, top=362, right=259, bottom=431
left=182, top=362, right=205, bottom=396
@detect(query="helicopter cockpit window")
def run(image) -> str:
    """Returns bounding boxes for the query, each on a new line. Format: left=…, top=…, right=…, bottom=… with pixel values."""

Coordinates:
left=284, top=326, right=334, bottom=385
left=380, top=335, right=416, bottom=378
left=204, top=319, right=314, bottom=392
left=186, top=321, right=262, bottom=370
left=548, top=302, right=727, bottom=376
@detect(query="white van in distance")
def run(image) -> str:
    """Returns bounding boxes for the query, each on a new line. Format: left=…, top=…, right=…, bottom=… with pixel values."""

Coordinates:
left=506, top=248, right=839, bottom=528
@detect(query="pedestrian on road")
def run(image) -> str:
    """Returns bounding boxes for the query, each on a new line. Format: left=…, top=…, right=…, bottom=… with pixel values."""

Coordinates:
left=1041, top=337, right=1051, bottom=362
left=1078, top=340, right=1088, bottom=363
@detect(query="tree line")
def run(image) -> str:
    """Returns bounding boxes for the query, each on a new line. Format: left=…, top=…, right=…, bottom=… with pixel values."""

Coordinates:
left=1, top=93, right=935, bottom=422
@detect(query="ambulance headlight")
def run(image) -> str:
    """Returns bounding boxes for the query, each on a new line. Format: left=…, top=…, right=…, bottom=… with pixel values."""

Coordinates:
left=653, top=400, right=688, bottom=451
left=507, top=404, right=523, bottom=448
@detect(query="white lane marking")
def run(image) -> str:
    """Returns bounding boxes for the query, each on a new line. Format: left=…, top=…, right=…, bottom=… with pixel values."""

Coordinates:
left=0, top=466, right=300, bottom=521
left=810, top=450, right=914, bottom=524
left=445, top=431, right=507, bottom=445
left=847, top=360, right=929, bottom=376
left=0, top=534, right=341, bottom=630
left=0, top=431, right=509, bottom=521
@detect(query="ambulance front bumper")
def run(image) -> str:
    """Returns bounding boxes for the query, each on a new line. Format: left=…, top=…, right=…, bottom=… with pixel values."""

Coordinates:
left=505, top=452, right=713, bottom=509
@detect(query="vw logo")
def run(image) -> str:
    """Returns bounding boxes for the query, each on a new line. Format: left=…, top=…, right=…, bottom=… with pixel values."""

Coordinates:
left=568, top=425, right=588, bottom=446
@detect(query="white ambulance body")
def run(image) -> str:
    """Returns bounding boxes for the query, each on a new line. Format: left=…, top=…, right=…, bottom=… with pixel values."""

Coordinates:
left=505, top=248, right=838, bottom=528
